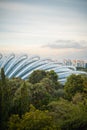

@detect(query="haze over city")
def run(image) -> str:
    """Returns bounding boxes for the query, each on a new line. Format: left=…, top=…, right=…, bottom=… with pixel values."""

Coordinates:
left=0, top=0, right=87, bottom=60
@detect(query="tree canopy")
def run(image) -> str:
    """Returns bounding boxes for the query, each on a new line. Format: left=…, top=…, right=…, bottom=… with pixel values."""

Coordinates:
left=0, top=68, right=87, bottom=130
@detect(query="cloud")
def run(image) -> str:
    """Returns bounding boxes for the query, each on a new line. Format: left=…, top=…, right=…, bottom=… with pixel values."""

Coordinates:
left=0, top=1, right=54, bottom=14
left=43, top=40, right=87, bottom=49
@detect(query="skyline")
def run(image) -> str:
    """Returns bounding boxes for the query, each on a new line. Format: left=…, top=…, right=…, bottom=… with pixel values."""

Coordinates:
left=0, top=0, right=87, bottom=60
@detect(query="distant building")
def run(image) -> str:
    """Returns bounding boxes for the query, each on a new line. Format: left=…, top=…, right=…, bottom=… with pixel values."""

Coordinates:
left=84, top=63, right=87, bottom=68
left=63, top=59, right=87, bottom=68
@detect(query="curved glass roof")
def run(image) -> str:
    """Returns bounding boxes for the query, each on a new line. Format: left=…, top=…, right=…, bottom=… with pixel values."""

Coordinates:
left=0, top=53, right=86, bottom=84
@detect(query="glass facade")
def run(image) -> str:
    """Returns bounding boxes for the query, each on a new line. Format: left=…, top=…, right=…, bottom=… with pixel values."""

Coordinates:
left=0, top=53, right=86, bottom=84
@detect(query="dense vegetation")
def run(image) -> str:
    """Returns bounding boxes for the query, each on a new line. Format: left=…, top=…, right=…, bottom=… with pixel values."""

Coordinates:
left=76, top=67, right=87, bottom=72
left=0, top=68, right=87, bottom=130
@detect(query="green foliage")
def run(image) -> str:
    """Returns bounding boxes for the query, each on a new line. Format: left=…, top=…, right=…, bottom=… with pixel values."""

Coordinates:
left=0, top=68, right=87, bottom=130
left=54, top=89, right=65, bottom=99
left=1, top=68, right=5, bottom=83
left=40, top=78, right=55, bottom=93
left=47, top=70, right=58, bottom=82
left=48, top=98, right=87, bottom=130
left=82, top=75, right=87, bottom=94
left=12, top=82, right=32, bottom=116
left=8, top=105, right=58, bottom=130
left=29, top=70, right=46, bottom=84
left=8, top=114, right=21, bottom=130
left=21, top=107, right=52, bottom=130
left=28, top=70, right=60, bottom=87
left=64, top=74, right=84, bottom=100
left=0, top=69, right=12, bottom=129
left=30, top=82, right=51, bottom=109
left=76, top=67, right=87, bottom=72
left=8, top=77, right=23, bottom=97
left=28, top=70, right=61, bottom=108
left=72, top=93, right=83, bottom=104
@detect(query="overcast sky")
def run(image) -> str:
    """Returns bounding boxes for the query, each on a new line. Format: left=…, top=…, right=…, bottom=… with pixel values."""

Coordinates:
left=0, top=0, right=87, bottom=60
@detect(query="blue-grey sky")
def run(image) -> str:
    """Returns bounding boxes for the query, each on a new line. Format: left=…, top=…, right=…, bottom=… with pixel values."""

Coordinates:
left=0, top=0, right=87, bottom=59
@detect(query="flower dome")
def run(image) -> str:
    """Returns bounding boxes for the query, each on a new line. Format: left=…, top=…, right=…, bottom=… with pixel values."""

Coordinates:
left=0, top=53, right=86, bottom=84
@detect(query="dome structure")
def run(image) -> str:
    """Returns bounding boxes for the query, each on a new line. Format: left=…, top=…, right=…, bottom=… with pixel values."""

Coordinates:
left=0, top=53, right=86, bottom=84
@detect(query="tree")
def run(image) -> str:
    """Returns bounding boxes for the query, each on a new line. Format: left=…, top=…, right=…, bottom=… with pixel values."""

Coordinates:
left=8, top=77, right=24, bottom=97
left=8, top=105, right=58, bottom=130
left=40, top=78, right=55, bottom=94
left=54, top=89, right=65, bottom=99
left=1, top=68, right=5, bottom=83
left=48, top=98, right=87, bottom=130
left=72, top=93, right=83, bottom=104
left=30, top=82, right=51, bottom=109
left=47, top=70, right=58, bottom=82
left=47, top=70, right=62, bottom=90
left=64, top=74, right=84, bottom=100
left=82, top=75, right=87, bottom=98
left=8, top=114, right=21, bottom=130
left=29, top=70, right=46, bottom=84
left=0, top=68, right=12, bottom=129
left=12, top=82, right=32, bottom=116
